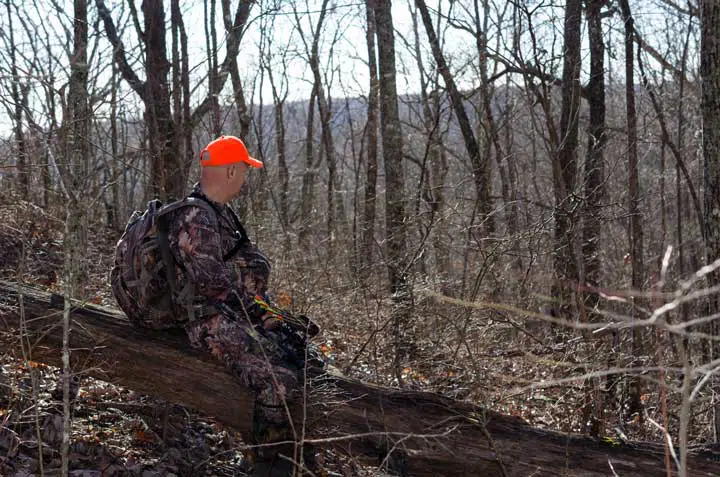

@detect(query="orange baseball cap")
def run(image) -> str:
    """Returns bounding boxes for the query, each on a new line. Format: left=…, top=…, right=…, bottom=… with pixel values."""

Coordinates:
left=199, top=135, right=263, bottom=168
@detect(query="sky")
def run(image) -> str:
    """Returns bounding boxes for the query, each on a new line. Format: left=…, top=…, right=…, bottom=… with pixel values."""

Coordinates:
left=0, top=0, right=431, bottom=133
left=0, top=0, right=700, bottom=137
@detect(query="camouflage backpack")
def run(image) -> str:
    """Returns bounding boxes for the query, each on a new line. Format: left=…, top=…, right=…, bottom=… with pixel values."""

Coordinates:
left=110, top=195, right=248, bottom=329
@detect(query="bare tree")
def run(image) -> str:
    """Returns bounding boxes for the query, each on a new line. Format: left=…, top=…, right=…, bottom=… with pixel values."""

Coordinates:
left=360, top=0, right=379, bottom=279
left=204, top=0, right=221, bottom=137
left=55, top=0, right=91, bottom=298
left=263, top=32, right=291, bottom=233
left=299, top=84, right=319, bottom=252
left=472, top=0, right=518, bottom=268
left=416, top=0, right=491, bottom=238
left=371, top=0, right=412, bottom=384
left=292, top=0, right=345, bottom=258
left=619, top=0, right=644, bottom=422
left=58, top=0, right=90, bottom=473
left=141, top=0, right=174, bottom=199
left=107, top=60, right=121, bottom=230
left=407, top=2, right=450, bottom=286
left=578, top=0, right=608, bottom=438
left=550, top=0, right=583, bottom=319
left=701, top=0, right=720, bottom=441
left=221, top=0, right=251, bottom=142
left=171, top=0, right=192, bottom=188
left=582, top=0, right=607, bottom=319
left=20, top=0, right=64, bottom=210
left=2, top=0, right=29, bottom=200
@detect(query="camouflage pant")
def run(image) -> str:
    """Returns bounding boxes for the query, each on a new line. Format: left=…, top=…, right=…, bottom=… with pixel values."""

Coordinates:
left=185, top=315, right=300, bottom=450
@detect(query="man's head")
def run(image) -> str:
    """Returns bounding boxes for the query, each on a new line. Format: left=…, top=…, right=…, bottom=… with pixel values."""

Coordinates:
left=199, top=136, right=263, bottom=203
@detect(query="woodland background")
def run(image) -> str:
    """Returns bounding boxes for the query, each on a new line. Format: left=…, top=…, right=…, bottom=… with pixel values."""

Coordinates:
left=1, top=0, right=720, bottom=475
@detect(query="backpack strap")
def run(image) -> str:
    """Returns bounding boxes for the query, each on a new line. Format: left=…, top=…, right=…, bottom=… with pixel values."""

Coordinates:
left=153, top=197, right=220, bottom=322
left=137, top=200, right=177, bottom=296
left=155, top=206, right=177, bottom=295
left=222, top=207, right=250, bottom=262
left=153, top=197, right=217, bottom=277
left=153, top=195, right=250, bottom=279
left=188, top=191, right=250, bottom=261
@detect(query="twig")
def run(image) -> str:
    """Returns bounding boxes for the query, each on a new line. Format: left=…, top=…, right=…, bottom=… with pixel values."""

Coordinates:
left=646, top=416, right=681, bottom=472
left=479, top=424, right=510, bottom=477
left=608, top=459, right=619, bottom=477
left=17, top=234, right=44, bottom=476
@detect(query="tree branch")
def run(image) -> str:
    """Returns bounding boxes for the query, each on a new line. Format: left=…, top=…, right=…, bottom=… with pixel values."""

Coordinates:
left=487, top=63, right=590, bottom=100
left=634, top=32, right=688, bottom=83
left=191, top=0, right=253, bottom=127
left=95, top=0, right=146, bottom=100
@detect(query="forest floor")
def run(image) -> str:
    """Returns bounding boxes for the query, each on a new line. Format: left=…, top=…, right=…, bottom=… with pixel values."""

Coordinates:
left=0, top=199, right=682, bottom=476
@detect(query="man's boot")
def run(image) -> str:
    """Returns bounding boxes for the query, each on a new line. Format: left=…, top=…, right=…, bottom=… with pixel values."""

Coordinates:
left=249, top=443, right=296, bottom=477
left=250, top=405, right=296, bottom=477
left=302, top=443, right=327, bottom=477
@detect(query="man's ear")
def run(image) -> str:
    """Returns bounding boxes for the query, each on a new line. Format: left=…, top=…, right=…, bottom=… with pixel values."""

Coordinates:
left=227, top=165, right=236, bottom=179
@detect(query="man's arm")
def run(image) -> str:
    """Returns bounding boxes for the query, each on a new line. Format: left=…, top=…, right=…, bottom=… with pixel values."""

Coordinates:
left=171, top=206, right=258, bottom=315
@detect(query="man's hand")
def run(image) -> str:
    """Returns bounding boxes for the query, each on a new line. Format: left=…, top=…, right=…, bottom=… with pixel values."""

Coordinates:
left=260, top=312, right=282, bottom=330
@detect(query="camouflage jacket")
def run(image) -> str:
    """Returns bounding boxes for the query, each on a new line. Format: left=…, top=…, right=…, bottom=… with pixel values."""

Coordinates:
left=164, top=183, right=271, bottom=325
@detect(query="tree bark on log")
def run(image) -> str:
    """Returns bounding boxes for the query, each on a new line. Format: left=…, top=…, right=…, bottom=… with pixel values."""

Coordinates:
left=2, top=280, right=720, bottom=476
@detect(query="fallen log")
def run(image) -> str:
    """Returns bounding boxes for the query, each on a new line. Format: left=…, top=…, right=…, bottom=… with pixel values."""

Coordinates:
left=1, top=280, right=719, bottom=476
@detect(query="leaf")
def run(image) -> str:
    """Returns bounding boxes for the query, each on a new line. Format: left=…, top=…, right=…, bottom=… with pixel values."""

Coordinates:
left=134, top=429, right=154, bottom=444
left=276, top=291, right=293, bottom=308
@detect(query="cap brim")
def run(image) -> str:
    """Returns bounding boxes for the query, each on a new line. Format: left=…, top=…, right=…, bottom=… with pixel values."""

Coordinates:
left=245, top=156, right=264, bottom=168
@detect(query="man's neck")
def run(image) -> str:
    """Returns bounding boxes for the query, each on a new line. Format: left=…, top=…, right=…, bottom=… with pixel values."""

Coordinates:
left=198, top=182, right=229, bottom=205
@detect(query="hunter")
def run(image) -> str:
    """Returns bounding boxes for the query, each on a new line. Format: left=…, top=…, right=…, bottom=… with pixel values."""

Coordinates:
left=112, top=135, right=319, bottom=476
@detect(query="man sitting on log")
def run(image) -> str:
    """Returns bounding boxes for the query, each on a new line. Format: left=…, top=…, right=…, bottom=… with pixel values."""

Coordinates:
left=111, top=135, right=320, bottom=477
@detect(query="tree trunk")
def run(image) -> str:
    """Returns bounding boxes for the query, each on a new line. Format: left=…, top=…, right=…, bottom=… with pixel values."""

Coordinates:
left=426, top=87, right=450, bottom=286
left=361, top=1, right=380, bottom=281
left=222, top=0, right=250, bottom=143
left=251, top=72, right=268, bottom=219
left=3, top=280, right=720, bottom=477
left=267, top=61, right=290, bottom=231
left=580, top=0, right=608, bottom=438
left=142, top=0, right=176, bottom=199
left=170, top=0, right=187, bottom=199
left=5, top=0, right=28, bottom=201
left=59, top=0, right=91, bottom=300
left=176, top=0, right=193, bottom=179
left=701, top=0, right=720, bottom=441
left=372, top=0, right=412, bottom=384
left=109, top=60, right=121, bottom=231
left=62, top=1, right=90, bottom=470
left=204, top=0, right=221, bottom=137
left=299, top=85, right=318, bottom=252
left=582, top=0, right=607, bottom=320
left=410, top=4, right=450, bottom=287
left=551, top=0, right=582, bottom=319
left=619, top=0, right=644, bottom=423
left=229, top=57, right=251, bottom=141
